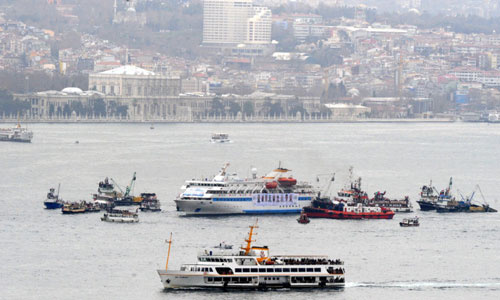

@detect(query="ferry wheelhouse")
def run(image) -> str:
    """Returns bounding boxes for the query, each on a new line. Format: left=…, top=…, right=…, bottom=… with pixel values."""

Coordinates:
left=157, top=222, right=345, bottom=290
left=174, top=164, right=316, bottom=215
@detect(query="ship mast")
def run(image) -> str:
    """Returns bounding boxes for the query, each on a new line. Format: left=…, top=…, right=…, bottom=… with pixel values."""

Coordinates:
left=165, top=233, right=173, bottom=270
left=241, top=219, right=258, bottom=255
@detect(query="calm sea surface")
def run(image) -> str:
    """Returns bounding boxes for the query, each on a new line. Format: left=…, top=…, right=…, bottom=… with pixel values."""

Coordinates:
left=1, top=123, right=499, bottom=300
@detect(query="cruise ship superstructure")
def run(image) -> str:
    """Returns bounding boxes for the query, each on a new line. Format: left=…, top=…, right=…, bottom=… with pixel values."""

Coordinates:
left=157, top=222, right=345, bottom=290
left=175, top=163, right=315, bottom=215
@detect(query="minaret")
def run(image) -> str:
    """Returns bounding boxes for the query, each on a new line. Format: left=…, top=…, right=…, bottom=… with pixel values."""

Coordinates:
left=113, top=0, right=117, bottom=20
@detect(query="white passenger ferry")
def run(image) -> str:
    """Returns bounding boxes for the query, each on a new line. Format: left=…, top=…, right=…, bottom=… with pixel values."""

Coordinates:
left=0, top=122, right=33, bottom=143
left=174, top=163, right=316, bottom=215
left=157, top=222, right=345, bottom=290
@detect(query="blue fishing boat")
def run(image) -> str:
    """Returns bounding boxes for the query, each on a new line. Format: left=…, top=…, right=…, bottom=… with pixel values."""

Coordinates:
left=44, top=184, right=64, bottom=209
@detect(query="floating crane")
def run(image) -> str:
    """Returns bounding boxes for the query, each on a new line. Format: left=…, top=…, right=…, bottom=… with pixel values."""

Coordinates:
left=110, top=172, right=137, bottom=198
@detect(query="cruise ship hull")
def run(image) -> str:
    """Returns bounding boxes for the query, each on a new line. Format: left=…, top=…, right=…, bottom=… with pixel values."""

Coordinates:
left=157, top=270, right=344, bottom=290
left=175, top=198, right=311, bottom=215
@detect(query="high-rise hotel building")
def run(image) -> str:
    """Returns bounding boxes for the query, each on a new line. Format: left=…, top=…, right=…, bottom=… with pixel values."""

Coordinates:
left=203, top=0, right=272, bottom=45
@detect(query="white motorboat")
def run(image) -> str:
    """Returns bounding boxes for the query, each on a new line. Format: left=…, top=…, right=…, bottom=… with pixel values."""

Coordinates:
left=101, top=209, right=139, bottom=223
left=210, top=133, right=230, bottom=143
left=157, top=221, right=345, bottom=290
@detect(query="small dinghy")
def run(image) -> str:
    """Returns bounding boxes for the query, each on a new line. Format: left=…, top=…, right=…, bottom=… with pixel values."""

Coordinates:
left=297, top=211, right=310, bottom=224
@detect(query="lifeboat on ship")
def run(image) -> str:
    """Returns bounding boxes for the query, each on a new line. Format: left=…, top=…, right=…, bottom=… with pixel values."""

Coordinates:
left=265, top=181, right=278, bottom=189
left=278, top=177, right=297, bottom=187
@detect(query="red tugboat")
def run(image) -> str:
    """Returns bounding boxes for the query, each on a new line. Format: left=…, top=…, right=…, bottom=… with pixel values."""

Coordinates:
left=303, top=197, right=395, bottom=220
left=335, top=167, right=412, bottom=213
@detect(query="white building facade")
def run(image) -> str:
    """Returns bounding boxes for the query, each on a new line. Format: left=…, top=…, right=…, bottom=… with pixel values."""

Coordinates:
left=203, top=0, right=271, bottom=45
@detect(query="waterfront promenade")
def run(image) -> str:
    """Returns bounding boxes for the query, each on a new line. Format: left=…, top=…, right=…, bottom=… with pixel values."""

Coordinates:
left=0, top=115, right=456, bottom=124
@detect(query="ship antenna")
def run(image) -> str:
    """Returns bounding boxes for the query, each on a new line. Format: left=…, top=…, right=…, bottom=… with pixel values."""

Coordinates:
left=241, top=219, right=258, bottom=255
left=165, top=233, right=173, bottom=271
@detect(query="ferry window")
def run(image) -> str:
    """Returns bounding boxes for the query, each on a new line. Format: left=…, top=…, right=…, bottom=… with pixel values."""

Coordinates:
left=259, top=268, right=265, bottom=272
left=314, top=268, right=321, bottom=272
left=299, top=268, right=306, bottom=272
left=210, top=268, right=213, bottom=272
left=235, top=268, right=242, bottom=273
left=215, top=258, right=221, bottom=262
left=266, top=269, right=274, bottom=273
left=208, top=277, right=213, bottom=282
left=214, top=278, right=222, bottom=282
left=275, top=268, right=282, bottom=272
left=227, top=259, right=233, bottom=262
left=307, top=268, right=313, bottom=272
left=243, top=268, right=250, bottom=272
left=291, top=268, right=298, bottom=272
left=283, top=268, right=290, bottom=272
left=251, top=268, right=258, bottom=272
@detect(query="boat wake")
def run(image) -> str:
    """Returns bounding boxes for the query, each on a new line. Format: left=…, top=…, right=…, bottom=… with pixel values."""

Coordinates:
left=347, top=280, right=500, bottom=289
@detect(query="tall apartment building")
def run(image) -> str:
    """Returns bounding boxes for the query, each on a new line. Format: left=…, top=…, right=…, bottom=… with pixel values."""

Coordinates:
left=203, top=0, right=271, bottom=45
left=247, top=7, right=272, bottom=44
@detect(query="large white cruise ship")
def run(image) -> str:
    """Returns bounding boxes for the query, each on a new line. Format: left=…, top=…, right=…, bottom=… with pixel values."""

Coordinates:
left=174, top=163, right=316, bottom=215
left=157, top=222, right=345, bottom=290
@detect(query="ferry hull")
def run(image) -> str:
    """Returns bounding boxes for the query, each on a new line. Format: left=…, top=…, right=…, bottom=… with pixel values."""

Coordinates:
left=175, top=199, right=310, bottom=215
left=157, top=270, right=344, bottom=290
left=303, top=207, right=395, bottom=219
left=0, top=138, right=31, bottom=143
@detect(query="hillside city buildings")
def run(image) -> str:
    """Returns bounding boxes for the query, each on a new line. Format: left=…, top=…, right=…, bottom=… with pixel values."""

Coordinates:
left=2, top=1, right=500, bottom=122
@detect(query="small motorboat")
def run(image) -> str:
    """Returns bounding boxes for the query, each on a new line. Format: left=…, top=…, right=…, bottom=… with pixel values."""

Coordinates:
left=150, top=124, right=155, bottom=130
left=297, top=211, right=310, bottom=224
left=400, top=216, right=419, bottom=227
left=139, top=193, right=161, bottom=212
left=101, top=209, right=139, bottom=223
left=44, top=185, right=64, bottom=209
left=62, top=202, right=86, bottom=214
left=210, top=133, right=230, bottom=143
